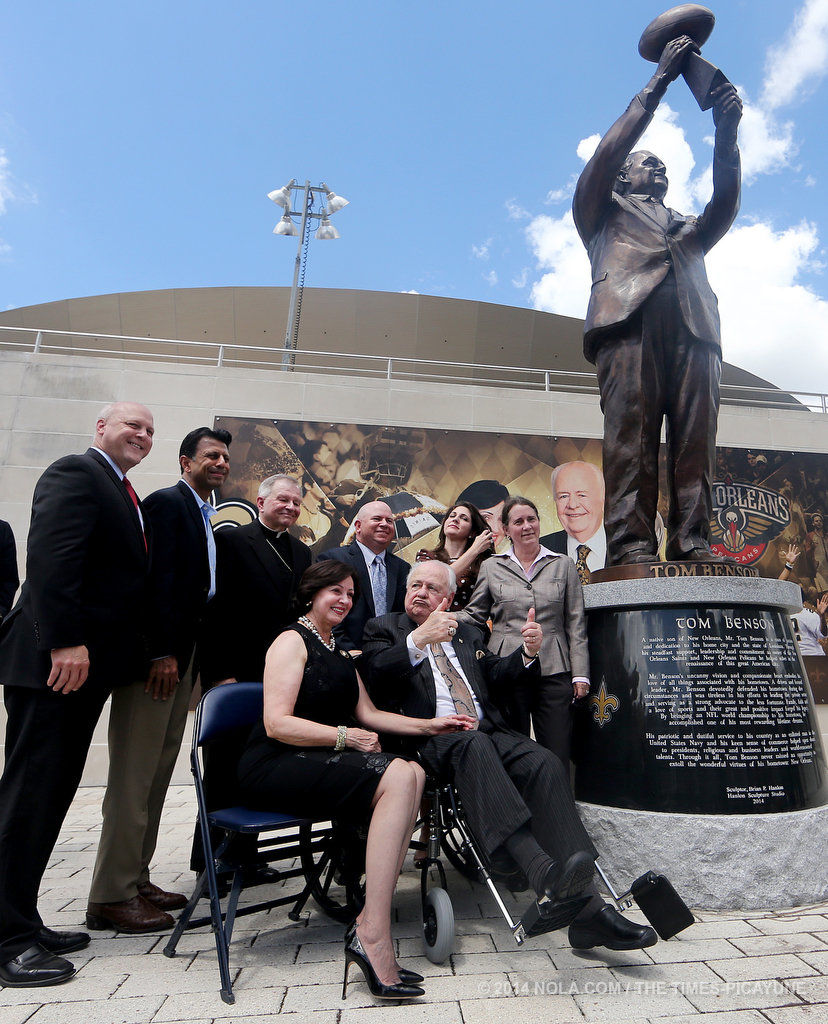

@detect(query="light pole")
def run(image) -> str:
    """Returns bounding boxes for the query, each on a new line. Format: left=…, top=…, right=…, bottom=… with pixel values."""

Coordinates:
left=268, top=179, right=349, bottom=370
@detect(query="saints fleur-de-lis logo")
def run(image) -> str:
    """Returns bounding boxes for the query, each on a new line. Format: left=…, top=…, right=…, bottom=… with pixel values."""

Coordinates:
left=590, top=681, right=619, bottom=728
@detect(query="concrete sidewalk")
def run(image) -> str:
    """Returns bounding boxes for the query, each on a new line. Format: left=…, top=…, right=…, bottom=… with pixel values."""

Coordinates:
left=0, top=784, right=825, bottom=1024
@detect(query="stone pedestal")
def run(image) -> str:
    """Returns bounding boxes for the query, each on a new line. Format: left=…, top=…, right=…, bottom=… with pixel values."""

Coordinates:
left=573, top=576, right=828, bottom=907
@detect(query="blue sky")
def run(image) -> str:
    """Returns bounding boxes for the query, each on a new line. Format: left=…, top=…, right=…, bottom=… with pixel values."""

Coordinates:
left=1, top=1, right=827, bottom=391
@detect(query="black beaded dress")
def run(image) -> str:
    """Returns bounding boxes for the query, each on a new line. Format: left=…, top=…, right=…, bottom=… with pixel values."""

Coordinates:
left=237, top=623, right=400, bottom=821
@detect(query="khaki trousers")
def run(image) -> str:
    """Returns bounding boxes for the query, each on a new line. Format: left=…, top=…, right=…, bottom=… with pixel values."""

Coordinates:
left=88, top=659, right=193, bottom=903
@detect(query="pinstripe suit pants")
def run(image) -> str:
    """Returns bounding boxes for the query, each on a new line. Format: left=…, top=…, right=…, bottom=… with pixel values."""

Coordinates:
left=419, top=722, right=596, bottom=864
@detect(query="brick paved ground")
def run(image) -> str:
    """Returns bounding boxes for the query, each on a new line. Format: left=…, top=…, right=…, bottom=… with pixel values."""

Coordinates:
left=1, top=784, right=825, bottom=1024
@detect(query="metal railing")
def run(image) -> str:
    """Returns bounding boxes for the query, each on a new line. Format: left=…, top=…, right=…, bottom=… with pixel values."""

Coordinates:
left=0, top=323, right=824, bottom=413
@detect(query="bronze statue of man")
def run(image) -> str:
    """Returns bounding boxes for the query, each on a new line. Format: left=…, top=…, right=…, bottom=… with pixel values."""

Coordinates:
left=573, top=35, right=742, bottom=565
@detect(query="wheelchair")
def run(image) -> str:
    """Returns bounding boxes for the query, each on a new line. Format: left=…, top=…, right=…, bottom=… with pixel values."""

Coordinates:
left=413, top=776, right=694, bottom=964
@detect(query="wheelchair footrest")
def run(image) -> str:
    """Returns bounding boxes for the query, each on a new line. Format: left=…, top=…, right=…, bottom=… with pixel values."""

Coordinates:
left=520, top=895, right=592, bottom=938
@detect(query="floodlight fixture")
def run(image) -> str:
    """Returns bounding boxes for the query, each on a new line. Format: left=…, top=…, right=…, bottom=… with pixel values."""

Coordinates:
left=321, top=182, right=350, bottom=214
left=267, top=179, right=296, bottom=208
left=273, top=210, right=299, bottom=236
left=315, top=213, right=340, bottom=240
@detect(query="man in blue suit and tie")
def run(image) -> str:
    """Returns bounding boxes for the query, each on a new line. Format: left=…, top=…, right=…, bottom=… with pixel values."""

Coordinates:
left=318, top=500, right=409, bottom=653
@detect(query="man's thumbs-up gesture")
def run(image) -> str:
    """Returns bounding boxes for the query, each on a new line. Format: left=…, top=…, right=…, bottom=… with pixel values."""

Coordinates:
left=520, top=607, right=543, bottom=659
left=411, top=596, right=459, bottom=648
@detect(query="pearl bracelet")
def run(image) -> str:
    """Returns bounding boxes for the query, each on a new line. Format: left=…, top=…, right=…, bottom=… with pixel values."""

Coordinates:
left=335, top=725, right=348, bottom=752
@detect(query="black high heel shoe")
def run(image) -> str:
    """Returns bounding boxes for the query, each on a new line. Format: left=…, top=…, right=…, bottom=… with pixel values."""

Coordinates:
left=343, top=920, right=424, bottom=984
left=342, top=928, right=425, bottom=1000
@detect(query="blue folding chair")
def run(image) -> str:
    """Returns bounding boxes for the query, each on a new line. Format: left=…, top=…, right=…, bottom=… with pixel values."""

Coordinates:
left=162, top=682, right=362, bottom=1004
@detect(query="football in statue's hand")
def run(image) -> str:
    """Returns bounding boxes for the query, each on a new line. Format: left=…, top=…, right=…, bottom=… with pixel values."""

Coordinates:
left=638, top=4, right=715, bottom=63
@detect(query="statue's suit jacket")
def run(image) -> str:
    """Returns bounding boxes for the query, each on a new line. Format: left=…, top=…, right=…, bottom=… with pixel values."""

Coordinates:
left=573, top=93, right=741, bottom=364
left=458, top=553, right=589, bottom=680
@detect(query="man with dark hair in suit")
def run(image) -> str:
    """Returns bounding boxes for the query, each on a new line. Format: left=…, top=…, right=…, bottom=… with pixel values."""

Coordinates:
left=0, top=519, right=19, bottom=622
left=362, top=560, right=657, bottom=952
left=573, top=36, right=742, bottom=565
left=190, top=472, right=311, bottom=874
left=87, top=426, right=231, bottom=933
left=0, top=402, right=154, bottom=987
left=318, top=500, right=408, bottom=654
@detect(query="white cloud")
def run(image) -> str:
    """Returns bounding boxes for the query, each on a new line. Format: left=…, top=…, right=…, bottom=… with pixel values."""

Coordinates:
left=512, top=267, right=529, bottom=289
left=400, top=289, right=420, bottom=294
left=707, top=219, right=828, bottom=390
left=505, top=198, right=530, bottom=220
left=525, top=209, right=591, bottom=318
left=737, top=96, right=796, bottom=181
left=0, top=151, right=13, bottom=216
left=762, top=0, right=828, bottom=110
left=484, top=269, right=498, bottom=286
left=471, top=238, right=492, bottom=260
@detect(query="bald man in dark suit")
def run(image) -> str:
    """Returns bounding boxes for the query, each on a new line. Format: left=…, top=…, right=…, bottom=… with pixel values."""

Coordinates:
left=0, top=403, right=154, bottom=987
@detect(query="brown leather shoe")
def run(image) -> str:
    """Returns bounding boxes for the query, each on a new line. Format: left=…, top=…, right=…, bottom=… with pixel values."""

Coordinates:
left=137, top=880, right=188, bottom=911
left=85, top=895, right=174, bottom=933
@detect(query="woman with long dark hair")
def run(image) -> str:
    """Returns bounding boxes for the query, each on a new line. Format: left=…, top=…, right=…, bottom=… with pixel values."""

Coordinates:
left=416, top=502, right=493, bottom=610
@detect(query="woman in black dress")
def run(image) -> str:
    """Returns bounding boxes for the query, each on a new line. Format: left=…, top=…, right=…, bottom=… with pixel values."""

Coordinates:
left=238, top=560, right=472, bottom=1000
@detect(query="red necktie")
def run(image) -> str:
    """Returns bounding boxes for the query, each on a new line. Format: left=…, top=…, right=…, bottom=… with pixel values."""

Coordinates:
left=123, top=476, right=147, bottom=551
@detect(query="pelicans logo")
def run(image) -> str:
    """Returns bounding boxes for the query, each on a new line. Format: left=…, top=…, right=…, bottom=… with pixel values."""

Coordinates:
left=709, top=477, right=790, bottom=564
left=590, top=681, right=620, bottom=728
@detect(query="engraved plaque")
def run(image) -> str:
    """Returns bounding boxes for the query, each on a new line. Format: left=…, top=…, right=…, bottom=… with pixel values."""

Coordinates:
left=573, top=606, right=828, bottom=813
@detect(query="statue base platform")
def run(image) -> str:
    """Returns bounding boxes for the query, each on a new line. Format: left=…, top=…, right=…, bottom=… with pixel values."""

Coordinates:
left=573, top=575, right=828, bottom=908
left=576, top=800, right=828, bottom=910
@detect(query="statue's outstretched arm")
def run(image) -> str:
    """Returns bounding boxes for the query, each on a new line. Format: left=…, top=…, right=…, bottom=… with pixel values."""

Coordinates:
left=573, top=36, right=697, bottom=244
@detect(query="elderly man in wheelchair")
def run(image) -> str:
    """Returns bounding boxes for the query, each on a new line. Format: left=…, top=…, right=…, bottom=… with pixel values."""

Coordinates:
left=361, top=559, right=658, bottom=953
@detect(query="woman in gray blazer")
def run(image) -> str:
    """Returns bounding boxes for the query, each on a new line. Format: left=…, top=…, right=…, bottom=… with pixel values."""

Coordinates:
left=459, top=496, right=589, bottom=762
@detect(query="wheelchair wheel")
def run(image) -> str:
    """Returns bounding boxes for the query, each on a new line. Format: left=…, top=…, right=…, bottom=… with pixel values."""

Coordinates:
left=299, top=822, right=364, bottom=924
left=440, top=821, right=481, bottom=882
left=422, top=886, right=454, bottom=963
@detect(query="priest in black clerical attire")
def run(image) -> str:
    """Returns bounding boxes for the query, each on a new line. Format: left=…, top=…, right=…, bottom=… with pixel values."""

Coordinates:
left=199, top=473, right=312, bottom=688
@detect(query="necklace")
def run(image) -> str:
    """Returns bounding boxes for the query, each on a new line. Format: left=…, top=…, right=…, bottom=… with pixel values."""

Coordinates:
left=298, top=615, right=336, bottom=651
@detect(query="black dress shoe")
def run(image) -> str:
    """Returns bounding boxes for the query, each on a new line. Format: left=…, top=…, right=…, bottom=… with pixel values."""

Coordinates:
left=36, top=927, right=90, bottom=955
left=540, top=851, right=595, bottom=900
left=568, top=902, right=658, bottom=951
left=0, top=945, right=76, bottom=987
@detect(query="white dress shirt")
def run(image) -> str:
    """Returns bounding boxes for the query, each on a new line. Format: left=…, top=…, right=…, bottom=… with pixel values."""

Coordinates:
left=406, top=633, right=485, bottom=719
left=566, top=526, right=607, bottom=574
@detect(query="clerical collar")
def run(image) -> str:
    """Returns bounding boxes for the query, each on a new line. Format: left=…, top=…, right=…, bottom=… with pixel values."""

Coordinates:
left=259, top=520, right=287, bottom=540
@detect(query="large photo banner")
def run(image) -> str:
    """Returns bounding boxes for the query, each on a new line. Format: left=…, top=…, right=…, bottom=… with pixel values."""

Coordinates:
left=211, top=415, right=828, bottom=592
